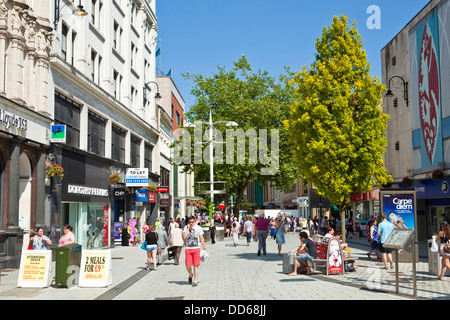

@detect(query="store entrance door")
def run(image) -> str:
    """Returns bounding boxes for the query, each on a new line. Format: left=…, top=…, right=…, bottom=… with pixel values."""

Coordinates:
left=429, top=206, right=450, bottom=237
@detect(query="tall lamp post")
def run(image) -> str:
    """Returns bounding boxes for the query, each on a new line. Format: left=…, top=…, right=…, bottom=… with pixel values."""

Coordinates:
left=185, top=109, right=238, bottom=218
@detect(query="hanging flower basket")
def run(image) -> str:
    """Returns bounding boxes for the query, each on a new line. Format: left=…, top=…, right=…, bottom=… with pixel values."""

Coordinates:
left=109, top=173, right=121, bottom=184
left=401, top=176, right=413, bottom=187
left=148, top=184, right=157, bottom=192
left=46, top=164, right=64, bottom=180
left=432, top=169, right=445, bottom=180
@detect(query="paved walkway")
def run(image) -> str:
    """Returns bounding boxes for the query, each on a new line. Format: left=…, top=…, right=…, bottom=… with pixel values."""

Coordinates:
left=0, top=232, right=448, bottom=300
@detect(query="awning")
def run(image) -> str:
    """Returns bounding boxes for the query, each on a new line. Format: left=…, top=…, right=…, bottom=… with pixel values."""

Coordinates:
left=173, top=196, right=204, bottom=201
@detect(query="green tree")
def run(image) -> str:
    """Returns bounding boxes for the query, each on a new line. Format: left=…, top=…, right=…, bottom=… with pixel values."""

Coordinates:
left=173, top=56, right=299, bottom=216
left=283, top=15, right=391, bottom=242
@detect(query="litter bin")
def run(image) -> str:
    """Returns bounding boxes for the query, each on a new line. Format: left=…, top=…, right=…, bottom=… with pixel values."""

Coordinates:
left=202, top=227, right=211, bottom=242
left=428, top=239, right=450, bottom=276
left=216, top=224, right=224, bottom=241
left=282, top=252, right=295, bottom=274
left=55, top=243, right=82, bottom=288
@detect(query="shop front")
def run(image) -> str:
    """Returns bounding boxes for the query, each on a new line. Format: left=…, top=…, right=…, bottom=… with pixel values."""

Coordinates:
left=0, top=96, right=52, bottom=268
left=50, top=148, right=113, bottom=250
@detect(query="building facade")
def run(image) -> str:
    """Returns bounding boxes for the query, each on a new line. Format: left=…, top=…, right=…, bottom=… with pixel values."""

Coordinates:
left=381, top=0, right=450, bottom=240
left=0, top=0, right=54, bottom=268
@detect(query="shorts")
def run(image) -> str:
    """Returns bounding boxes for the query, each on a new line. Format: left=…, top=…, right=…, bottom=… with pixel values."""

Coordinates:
left=146, top=244, right=158, bottom=252
left=185, top=248, right=201, bottom=266
left=296, top=253, right=315, bottom=262
left=379, top=243, right=392, bottom=254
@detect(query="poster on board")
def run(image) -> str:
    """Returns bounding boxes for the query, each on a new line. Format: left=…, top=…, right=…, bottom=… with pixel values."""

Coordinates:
left=17, top=250, right=52, bottom=288
left=380, top=190, right=416, bottom=230
left=78, top=250, right=112, bottom=287
left=327, top=238, right=343, bottom=275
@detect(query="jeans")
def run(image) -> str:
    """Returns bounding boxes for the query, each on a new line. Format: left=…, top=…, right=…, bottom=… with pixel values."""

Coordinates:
left=257, top=230, right=268, bottom=254
left=246, top=233, right=252, bottom=244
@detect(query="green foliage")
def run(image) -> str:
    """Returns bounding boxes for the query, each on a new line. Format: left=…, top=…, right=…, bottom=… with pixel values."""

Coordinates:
left=173, top=56, right=299, bottom=214
left=284, top=15, right=391, bottom=210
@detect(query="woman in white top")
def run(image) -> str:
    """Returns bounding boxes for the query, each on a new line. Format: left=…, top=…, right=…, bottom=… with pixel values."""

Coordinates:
left=169, top=223, right=183, bottom=265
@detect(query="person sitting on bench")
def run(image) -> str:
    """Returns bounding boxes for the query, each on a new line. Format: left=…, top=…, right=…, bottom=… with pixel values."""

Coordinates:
left=288, top=231, right=318, bottom=276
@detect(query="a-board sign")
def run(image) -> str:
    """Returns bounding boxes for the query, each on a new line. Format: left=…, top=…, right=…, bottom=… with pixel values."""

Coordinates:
left=382, top=229, right=415, bottom=250
left=17, top=250, right=52, bottom=288
left=327, top=238, right=344, bottom=275
left=78, top=250, right=112, bottom=287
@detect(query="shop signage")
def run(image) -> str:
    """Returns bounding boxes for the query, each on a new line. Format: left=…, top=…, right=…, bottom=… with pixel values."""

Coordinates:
left=148, top=191, right=157, bottom=203
left=380, top=190, right=416, bottom=230
left=102, top=204, right=109, bottom=247
left=126, top=168, right=148, bottom=187
left=113, top=188, right=126, bottom=199
left=50, top=124, right=66, bottom=143
left=133, top=189, right=148, bottom=202
left=0, top=107, right=28, bottom=131
left=160, top=194, right=172, bottom=207
left=78, top=250, right=112, bottom=287
left=68, top=184, right=109, bottom=197
left=17, top=250, right=52, bottom=288
left=157, top=186, right=169, bottom=193
left=297, top=197, right=309, bottom=208
left=327, top=238, right=343, bottom=275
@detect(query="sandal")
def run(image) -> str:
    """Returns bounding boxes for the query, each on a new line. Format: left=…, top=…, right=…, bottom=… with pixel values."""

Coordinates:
left=367, top=253, right=371, bottom=259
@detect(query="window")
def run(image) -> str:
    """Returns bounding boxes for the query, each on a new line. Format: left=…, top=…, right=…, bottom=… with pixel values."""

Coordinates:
left=144, top=143, right=153, bottom=172
left=112, top=124, right=126, bottom=162
left=160, top=167, right=170, bottom=187
left=71, top=30, right=77, bottom=65
left=91, top=50, right=97, bottom=82
left=61, top=24, right=68, bottom=61
left=113, top=21, right=119, bottom=49
left=54, top=93, right=81, bottom=148
left=113, top=70, right=119, bottom=98
left=130, top=135, right=141, bottom=167
left=131, top=43, right=135, bottom=68
left=88, top=111, right=106, bottom=157
left=91, top=0, right=97, bottom=25
left=176, top=111, right=180, bottom=126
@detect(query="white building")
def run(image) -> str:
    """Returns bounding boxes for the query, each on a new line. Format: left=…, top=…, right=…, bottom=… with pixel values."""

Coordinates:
left=47, top=0, right=162, bottom=249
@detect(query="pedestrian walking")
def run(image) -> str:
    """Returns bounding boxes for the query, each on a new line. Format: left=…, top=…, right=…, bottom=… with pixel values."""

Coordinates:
left=270, top=218, right=276, bottom=239
left=169, top=223, right=183, bottom=265
left=346, top=217, right=354, bottom=239
left=275, top=217, right=286, bottom=256
left=183, top=216, right=207, bottom=287
left=255, top=213, right=270, bottom=256
left=31, top=227, right=52, bottom=250
left=209, top=221, right=218, bottom=244
left=232, top=221, right=239, bottom=246
left=367, top=220, right=380, bottom=260
left=436, top=221, right=450, bottom=280
left=321, top=216, right=328, bottom=235
left=355, top=218, right=361, bottom=238
left=145, top=224, right=158, bottom=271
left=156, top=225, right=169, bottom=265
left=244, top=217, right=253, bottom=246
left=121, top=223, right=130, bottom=246
left=378, top=213, right=395, bottom=270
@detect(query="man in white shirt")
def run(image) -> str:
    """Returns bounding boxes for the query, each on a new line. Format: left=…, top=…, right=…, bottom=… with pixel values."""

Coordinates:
left=183, top=216, right=206, bottom=287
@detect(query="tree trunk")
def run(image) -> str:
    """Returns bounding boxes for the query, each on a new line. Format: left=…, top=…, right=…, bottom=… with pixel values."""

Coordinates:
left=340, top=209, right=346, bottom=244
left=234, top=191, right=244, bottom=217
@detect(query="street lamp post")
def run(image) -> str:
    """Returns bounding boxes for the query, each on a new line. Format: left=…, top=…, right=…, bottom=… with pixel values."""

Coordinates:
left=185, top=109, right=238, bottom=218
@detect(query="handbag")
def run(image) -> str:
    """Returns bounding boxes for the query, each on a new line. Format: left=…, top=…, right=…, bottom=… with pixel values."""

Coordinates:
left=167, top=246, right=175, bottom=260
left=140, top=240, right=147, bottom=250
left=157, top=245, right=161, bottom=254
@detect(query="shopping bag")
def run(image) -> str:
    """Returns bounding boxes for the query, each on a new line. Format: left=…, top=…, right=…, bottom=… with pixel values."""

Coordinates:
left=431, top=236, right=439, bottom=253
left=140, top=240, right=147, bottom=250
left=167, top=246, right=175, bottom=260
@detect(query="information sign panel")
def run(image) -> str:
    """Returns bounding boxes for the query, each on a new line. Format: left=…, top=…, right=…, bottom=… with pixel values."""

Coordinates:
left=383, top=229, right=415, bottom=250
left=17, top=250, right=52, bottom=288
left=78, top=250, right=112, bottom=287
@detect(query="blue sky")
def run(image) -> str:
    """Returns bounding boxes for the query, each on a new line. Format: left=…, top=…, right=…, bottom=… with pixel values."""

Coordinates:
left=156, top=0, right=431, bottom=111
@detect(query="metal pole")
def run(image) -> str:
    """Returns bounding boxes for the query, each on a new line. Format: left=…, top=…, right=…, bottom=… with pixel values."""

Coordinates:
left=412, top=233, right=417, bottom=297
left=395, top=249, right=399, bottom=294
left=209, top=109, right=214, bottom=219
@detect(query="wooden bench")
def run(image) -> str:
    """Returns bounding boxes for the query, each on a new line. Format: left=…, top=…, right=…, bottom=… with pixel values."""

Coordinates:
left=310, top=235, right=357, bottom=275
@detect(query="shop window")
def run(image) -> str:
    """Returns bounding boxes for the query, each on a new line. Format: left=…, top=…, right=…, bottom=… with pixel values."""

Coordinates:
left=54, top=93, right=81, bottom=148
left=88, top=111, right=106, bottom=157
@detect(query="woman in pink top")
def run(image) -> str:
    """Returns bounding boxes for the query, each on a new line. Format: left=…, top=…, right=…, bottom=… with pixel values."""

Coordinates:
left=58, top=224, right=76, bottom=247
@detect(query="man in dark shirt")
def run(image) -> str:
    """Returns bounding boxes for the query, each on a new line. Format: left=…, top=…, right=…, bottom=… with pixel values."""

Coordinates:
left=288, top=231, right=317, bottom=276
